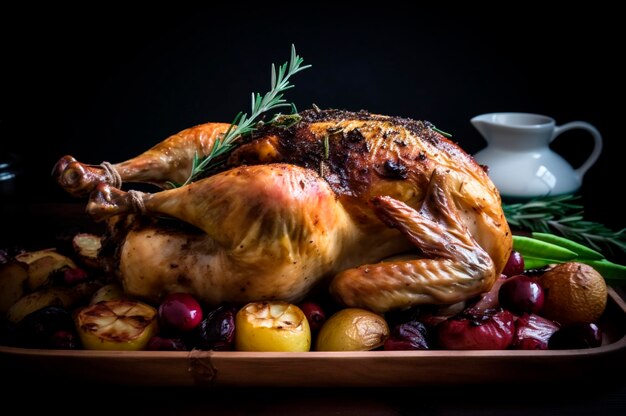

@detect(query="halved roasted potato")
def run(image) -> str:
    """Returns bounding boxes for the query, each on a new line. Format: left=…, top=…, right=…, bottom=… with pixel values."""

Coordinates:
left=15, top=249, right=77, bottom=291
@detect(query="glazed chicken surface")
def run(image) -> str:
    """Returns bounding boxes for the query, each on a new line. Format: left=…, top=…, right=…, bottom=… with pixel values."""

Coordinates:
left=53, top=109, right=512, bottom=312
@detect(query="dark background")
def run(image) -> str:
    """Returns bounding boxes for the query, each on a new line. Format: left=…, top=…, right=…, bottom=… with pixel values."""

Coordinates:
left=0, top=5, right=621, bottom=225
left=2, top=6, right=626, bottom=414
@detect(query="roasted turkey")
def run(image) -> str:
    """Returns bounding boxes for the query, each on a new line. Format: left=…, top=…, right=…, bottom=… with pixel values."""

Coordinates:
left=53, top=109, right=512, bottom=312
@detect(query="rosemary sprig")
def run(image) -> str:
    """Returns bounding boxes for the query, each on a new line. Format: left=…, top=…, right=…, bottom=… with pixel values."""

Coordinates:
left=323, top=134, right=330, bottom=159
left=502, top=194, right=626, bottom=256
left=181, top=45, right=310, bottom=186
left=431, top=126, right=452, bottom=138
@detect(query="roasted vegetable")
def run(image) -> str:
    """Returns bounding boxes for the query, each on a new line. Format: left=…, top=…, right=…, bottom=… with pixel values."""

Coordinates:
left=6, top=282, right=101, bottom=323
left=7, top=288, right=74, bottom=323
left=14, top=249, right=77, bottom=291
left=72, top=233, right=103, bottom=268
left=512, top=313, right=560, bottom=350
left=540, top=262, right=607, bottom=326
left=437, top=309, right=515, bottom=350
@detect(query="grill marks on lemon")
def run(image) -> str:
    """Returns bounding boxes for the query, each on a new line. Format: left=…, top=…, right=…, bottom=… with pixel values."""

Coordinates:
left=76, top=300, right=158, bottom=350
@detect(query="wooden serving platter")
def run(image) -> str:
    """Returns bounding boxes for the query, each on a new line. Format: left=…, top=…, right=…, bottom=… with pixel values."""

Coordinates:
left=2, top=288, right=626, bottom=387
left=2, top=203, right=626, bottom=386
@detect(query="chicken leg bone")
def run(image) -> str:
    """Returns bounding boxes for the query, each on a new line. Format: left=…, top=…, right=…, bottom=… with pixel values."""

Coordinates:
left=53, top=122, right=231, bottom=197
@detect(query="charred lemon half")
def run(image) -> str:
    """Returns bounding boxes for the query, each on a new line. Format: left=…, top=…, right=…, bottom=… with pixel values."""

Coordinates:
left=75, top=299, right=158, bottom=351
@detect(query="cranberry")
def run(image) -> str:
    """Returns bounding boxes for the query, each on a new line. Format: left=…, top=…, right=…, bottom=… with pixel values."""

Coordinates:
left=498, top=275, right=544, bottom=314
left=158, top=293, right=203, bottom=332
left=62, top=268, right=89, bottom=286
left=502, top=250, right=525, bottom=277
left=298, top=301, right=326, bottom=332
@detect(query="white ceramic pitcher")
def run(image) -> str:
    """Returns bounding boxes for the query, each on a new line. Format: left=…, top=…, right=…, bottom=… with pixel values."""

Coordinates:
left=471, top=112, right=602, bottom=199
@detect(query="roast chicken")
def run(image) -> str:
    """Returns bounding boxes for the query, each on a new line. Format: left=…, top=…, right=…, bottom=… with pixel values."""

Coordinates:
left=53, top=109, right=512, bottom=312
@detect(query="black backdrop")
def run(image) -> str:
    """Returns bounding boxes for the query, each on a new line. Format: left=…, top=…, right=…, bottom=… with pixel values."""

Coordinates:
left=1, top=5, right=621, bottom=229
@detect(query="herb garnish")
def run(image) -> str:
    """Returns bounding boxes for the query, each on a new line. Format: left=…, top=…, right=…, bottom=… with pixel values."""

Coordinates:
left=180, top=45, right=310, bottom=186
left=431, top=126, right=452, bottom=138
left=502, top=194, right=626, bottom=256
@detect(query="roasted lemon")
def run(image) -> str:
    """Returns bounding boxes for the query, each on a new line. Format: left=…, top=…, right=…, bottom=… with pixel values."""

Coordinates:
left=235, top=301, right=311, bottom=352
left=75, top=299, right=158, bottom=350
left=315, top=308, right=389, bottom=351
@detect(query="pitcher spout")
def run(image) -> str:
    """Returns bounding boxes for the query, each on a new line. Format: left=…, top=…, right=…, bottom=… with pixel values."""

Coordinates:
left=470, top=115, right=492, bottom=142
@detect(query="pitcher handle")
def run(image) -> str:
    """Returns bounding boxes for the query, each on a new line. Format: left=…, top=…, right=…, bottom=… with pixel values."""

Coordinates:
left=552, top=121, right=603, bottom=179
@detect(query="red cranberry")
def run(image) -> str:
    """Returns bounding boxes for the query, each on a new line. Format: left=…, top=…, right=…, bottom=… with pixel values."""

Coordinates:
left=502, top=250, right=525, bottom=277
left=498, top=275, right=544, bottom=314
left=298, top=301, right=326, bottom=332
left=62, top=268, right=89, bottom=285
left=158, top=293, right=203, bottom=332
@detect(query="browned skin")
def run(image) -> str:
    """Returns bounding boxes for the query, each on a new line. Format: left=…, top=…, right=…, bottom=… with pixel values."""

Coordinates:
left=55, top=109, right=512, bottom=312
left=52, top=123, right=231, bottom=196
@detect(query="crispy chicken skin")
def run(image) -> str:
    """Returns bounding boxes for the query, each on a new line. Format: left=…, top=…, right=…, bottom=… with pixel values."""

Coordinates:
left=54, top=109, right=512, bottom=312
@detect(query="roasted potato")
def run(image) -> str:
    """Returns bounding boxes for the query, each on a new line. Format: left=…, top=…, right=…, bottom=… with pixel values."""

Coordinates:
left=14, top=249, right=77, bottom=291
left=6, top=288, right=73, bottom=323
left=6, top=282, right=101, bottom=323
